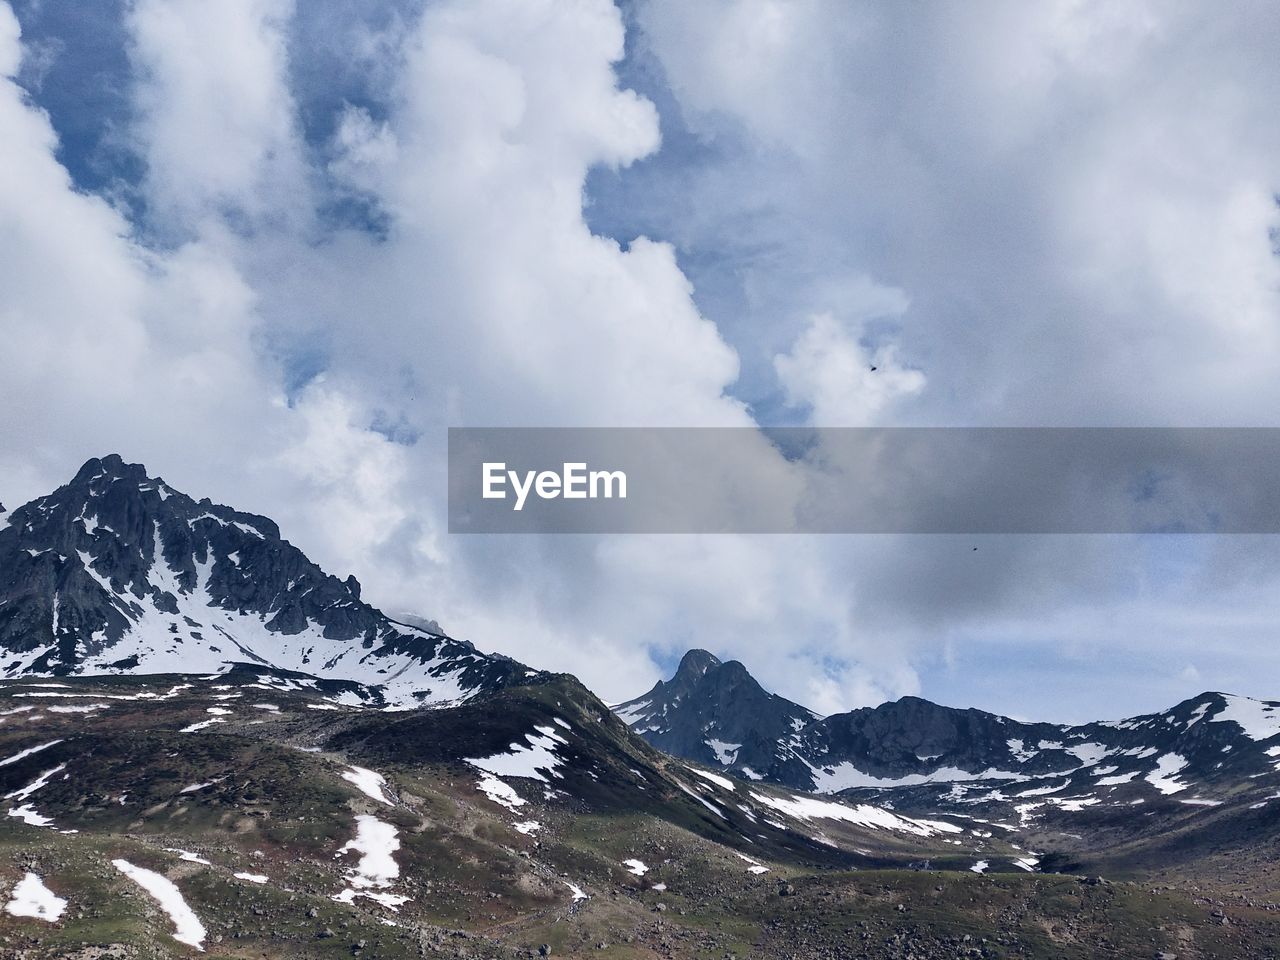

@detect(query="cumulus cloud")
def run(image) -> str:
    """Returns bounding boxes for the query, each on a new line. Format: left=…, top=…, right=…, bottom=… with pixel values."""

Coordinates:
left=775, top=313, right=925, bottom=426
left=0, top=0, right=901, bottom=708
left=0, top=0, right=413, bottom=594
left=633, top=0, right=1280, bottom=426
left=127, top=0, right=307, bottom=227
left=3, top=0, right=1280, bottom=717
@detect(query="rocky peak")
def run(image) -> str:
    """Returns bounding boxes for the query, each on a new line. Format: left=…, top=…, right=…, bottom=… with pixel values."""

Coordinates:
left=676, top=648, right=721, bottom=676
left=613, top=648, right=818, bottom=776
left=0, top=455, right=533, bottom=705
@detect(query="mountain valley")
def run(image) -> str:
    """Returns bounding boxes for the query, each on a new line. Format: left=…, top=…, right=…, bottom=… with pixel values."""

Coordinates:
left=0, top=458, right=1278, bottom=958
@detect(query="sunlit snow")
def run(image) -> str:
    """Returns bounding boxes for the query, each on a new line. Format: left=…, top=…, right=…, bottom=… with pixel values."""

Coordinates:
left=4, top=872, right=66, bottom=922
left=465, top=726, right=566, bottom=782
left=749, top=792, right=962, bottom=838
left=341, top=766, right=393, bottom=806
left=332, top=815, right=411, bottom=911
left=0, top=739, right=62, bottom=767
left=475, top=772, right=526, bottom=810
left=112, top=859, right=206, bottom=950
left=1145, top=754, right=1190, bottom=795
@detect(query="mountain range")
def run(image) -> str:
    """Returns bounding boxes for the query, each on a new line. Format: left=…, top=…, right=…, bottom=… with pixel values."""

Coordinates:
left=615, top=648, right=1280, bottom=798
left=614, top=648, right=1280, bottom=880
left=2, top=456, right=1279, bottom=958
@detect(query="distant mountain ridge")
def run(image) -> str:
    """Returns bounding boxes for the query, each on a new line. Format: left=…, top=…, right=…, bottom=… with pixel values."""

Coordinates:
left=0, top=454, right=534, bottom=706
left=613, top=649, right=1280, bottom=818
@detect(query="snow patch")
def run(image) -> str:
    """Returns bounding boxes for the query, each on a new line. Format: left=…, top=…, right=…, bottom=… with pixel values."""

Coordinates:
left=112, top=859, right=206, bottom=950
left=341, top=766, right=393, bottom=806
left=166, top=849, right=211, bottom=865
left=1212, top=695, right=1280, bottom=742
left=735, top=853, right=769, bottom=874
left=688, top=767, right=735, bottom=792
left=677, top=781, right=727, bottom=819
left=332, top=815, right=410, bottom=911
left=179, top=718, right=225, bottom=733
left=5, top=872, right=66, bottom=922
left=5, top=763, right=66, bottom=802
left=1146, top=753, right=1190, bottom=795
left=475, top=772, right=526, bottom=811
left=806, top=760, right=1025, bottom=793
left=465, top=726, right=566, bottom=782
left=8, top=804, right=54, bottom=827
left=707, top=738, right=741, bottom=766
left=0, top=740, right=62, bottom=767
left=749, top=792, right=962, bottom=838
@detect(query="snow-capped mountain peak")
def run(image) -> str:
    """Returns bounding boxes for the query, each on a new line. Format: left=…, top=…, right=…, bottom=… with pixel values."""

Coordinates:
left=0, top=455, right=533, bottom=706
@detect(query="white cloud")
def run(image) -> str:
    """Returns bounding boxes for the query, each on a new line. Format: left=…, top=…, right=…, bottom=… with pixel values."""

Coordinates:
left=4, top=0, right=1280, bottom=719
left=128, top=0, right=307, bottom=226
left=636, top=0, right=1280, bottom=426
left=775, top=313, right=925, bottom=426
left=0, top=0, right=407, bottom=589
left=0, top=2, right=18, bottom=77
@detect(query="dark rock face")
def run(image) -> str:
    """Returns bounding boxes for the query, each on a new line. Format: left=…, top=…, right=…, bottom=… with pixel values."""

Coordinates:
left=0, top=454, right=532, bottom=705
left=613, top=649, right=819, bottom=780
left=614, top=649, right=1280, bottom=817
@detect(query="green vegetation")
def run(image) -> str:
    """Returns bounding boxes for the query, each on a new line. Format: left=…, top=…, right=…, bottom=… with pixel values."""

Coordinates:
left=2, top=675, right=1277, bottom=958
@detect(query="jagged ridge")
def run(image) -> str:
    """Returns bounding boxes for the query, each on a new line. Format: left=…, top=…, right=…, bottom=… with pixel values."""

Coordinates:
left=614, top=649, right=1280, bottom=817
left=0, top=454, right=534, bottom=706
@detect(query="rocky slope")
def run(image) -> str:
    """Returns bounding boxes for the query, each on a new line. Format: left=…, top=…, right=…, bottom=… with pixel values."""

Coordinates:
left=614, top=649, right=820, bottom=779
left=0, top=455, right=531, bottom=707
left=614, top=650, right=1280, bottom=869
left=6, top=671, right=1278, bottom=960
left=2, top=463, right=1280, bottom=957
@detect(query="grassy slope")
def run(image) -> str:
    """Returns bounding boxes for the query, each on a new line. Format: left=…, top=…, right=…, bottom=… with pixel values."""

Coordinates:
left=1, top=675, right=1277, bottom=959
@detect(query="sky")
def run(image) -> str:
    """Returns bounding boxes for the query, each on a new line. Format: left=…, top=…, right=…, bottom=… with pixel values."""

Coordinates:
left=1, top=0, right=1279, bottom=722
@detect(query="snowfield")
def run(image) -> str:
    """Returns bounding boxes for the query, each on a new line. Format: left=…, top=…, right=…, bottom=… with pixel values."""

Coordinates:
left=1212, top=695, right=1280, bottom=742
left=7, top=509, right=510, bottom=708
